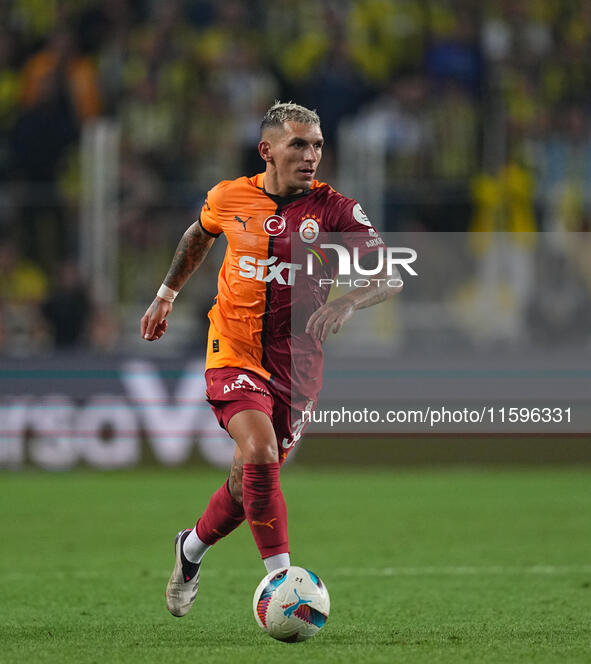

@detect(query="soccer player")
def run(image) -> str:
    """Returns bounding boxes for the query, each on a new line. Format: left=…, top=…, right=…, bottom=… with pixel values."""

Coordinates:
left=140, top=102, right=400, bottom=617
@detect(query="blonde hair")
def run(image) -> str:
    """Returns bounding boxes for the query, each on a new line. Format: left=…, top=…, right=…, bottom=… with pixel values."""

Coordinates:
left=261, top=101, right=320, bottom=133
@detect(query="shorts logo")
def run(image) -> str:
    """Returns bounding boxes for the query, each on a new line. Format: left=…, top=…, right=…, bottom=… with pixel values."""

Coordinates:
left=223, top=373, right=260, bottom=394
left=263, top=215, right=286, bottom=236
left=299, top=218, right=319, bottom=244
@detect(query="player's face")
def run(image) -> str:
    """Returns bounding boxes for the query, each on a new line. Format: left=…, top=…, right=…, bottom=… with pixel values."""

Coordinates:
left=262, top=121, right=324, bottom=196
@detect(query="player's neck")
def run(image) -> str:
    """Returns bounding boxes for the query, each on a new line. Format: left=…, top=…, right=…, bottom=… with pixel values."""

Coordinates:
left=263, top=171, right=304, bottom=198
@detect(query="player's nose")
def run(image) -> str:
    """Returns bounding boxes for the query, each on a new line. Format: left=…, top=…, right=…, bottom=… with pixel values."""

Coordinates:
left=303, top=145, right=316, bottom=162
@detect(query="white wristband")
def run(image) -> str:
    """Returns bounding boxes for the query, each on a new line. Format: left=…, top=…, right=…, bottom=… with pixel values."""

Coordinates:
left=157, top=284, right=178, bottom=302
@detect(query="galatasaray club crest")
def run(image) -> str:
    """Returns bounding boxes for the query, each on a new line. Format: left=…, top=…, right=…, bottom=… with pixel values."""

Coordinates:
left=299, top=218, right=319, bottom=244
left=263, top=215, right=286, bottom=236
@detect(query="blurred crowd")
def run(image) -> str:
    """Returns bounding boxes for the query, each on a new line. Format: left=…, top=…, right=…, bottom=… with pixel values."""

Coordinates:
left=1, top=0, right=591, bottom=356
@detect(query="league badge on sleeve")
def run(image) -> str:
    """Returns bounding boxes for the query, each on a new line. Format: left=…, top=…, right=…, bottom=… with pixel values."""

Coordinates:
left=353, top=203, right=379, bottom=237
left=352, top=203, right=372, bottom=226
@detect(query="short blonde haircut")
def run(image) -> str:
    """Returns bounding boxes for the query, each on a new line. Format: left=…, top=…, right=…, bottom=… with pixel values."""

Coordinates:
left=261, top=101, right=320, bottom=133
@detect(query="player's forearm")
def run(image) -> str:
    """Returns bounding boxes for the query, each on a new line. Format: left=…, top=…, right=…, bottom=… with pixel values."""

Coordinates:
left=162, top=222, right=215, bottom=291
left=340, top=267, right=402, bottom=311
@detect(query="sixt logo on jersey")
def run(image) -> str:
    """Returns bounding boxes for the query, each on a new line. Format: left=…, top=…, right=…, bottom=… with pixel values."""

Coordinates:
left=239, top=255, right=303, bottom=285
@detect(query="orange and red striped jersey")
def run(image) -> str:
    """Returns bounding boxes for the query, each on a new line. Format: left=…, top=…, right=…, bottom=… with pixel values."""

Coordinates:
left=199, top=172, right=384, bottom=403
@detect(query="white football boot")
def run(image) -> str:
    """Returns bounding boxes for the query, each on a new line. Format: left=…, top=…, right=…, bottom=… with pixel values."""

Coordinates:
left=165, top=529, right=201, bottom=617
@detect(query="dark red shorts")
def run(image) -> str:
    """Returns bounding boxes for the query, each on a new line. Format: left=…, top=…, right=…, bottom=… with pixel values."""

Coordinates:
left=205, top=367, right=314, bottom=462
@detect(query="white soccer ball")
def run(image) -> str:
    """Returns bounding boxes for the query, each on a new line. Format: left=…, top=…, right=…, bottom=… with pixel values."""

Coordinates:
left=253, top=566, right=330, bottom=642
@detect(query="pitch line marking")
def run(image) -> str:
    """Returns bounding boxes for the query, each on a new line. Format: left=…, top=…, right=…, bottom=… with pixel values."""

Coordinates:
left=3, top=565, right=591, bottom=582
left=334, top=565, right=591, bottom=576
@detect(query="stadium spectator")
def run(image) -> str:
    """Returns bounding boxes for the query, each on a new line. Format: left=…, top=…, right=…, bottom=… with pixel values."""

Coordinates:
left=210, top=42, right=280, bottom=176
left=263, top=0, right=328, bottom=84
left=0, top=238, right=49, bottom=355
left=429, top=80, right=478, bottom=179
left=10, top=25, right=102, bottom=270
left=351, top=74, right=433, bottom=181
left=347, top=0, right=425, bottom=83
left=41, top=260, right=91, bottom=349
left=0, top=28, right=22, bottom=179
left=19, top=27, right=101, bottom=122
left=534, top=105, right=591, bottom=232
left=300, top=36, right=375, bottom=145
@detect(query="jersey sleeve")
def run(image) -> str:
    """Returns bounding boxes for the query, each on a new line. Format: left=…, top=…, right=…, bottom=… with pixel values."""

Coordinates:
left=328, top=194, right=385, bottom=258
left=199, top=183, right=224, bottom=237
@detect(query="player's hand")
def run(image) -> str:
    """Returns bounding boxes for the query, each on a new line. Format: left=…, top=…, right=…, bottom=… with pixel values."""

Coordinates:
left=305, top=299, right=355, bottom=343
left=141, top=297, right=172, bottom=341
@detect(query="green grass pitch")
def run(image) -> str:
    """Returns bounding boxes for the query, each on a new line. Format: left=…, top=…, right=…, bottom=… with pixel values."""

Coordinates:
left=1, top=466, right=590, bottom=663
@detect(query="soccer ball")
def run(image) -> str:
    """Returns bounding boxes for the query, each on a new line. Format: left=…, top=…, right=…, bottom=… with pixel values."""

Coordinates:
left=253, top=566, right=330, bottom=642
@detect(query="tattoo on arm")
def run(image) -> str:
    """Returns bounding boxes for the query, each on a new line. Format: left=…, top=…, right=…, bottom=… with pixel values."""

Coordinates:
left=348, top=266, right=402, bottom=310
left=163, top=222, right=215, bottom=291
left=354, top=289, right=391, bottom=309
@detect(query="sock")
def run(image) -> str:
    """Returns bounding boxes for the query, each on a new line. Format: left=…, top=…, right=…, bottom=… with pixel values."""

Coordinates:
left=182, top=527, right=210, bottom=564
left=179, top=531, right=199, bottom=580
left=194, top=480, right=246, bottom=548
left=264, top=552, right=291, bottom=573
left=242, top=462, right=289, bottom=559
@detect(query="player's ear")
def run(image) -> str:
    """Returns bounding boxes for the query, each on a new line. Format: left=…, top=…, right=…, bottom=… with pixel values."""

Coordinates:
left=259, top=139, right=272, bottom=163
